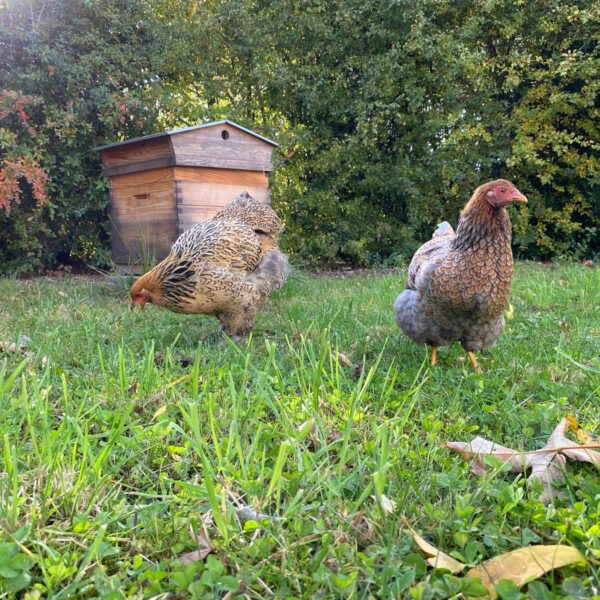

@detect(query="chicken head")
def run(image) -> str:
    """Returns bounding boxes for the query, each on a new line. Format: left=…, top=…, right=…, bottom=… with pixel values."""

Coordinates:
left=484, top=181, right=528, bottom=208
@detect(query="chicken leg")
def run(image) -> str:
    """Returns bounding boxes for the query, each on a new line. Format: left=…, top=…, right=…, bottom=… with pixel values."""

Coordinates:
left=467, top=351, right=482, bottom=374
left=430, top=346, right=437, bottom=366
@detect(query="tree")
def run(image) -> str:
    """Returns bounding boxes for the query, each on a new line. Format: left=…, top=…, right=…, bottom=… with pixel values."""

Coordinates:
left=0, top=0, right=162, bottom=273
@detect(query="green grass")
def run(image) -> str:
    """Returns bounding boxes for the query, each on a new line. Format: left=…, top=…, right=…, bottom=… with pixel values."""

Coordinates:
left=0, top=262, right=599, bottom=599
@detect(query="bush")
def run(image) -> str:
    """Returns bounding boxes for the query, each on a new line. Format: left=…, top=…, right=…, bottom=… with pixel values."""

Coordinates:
left=0, top=0, right=162, bottom=274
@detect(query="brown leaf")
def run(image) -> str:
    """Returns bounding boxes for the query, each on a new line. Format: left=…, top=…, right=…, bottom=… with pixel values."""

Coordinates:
left=466, top=544, right=585, bottom=598
left=525, top=420, right=568, bottom=501
left=442, top=438, right=525, bottom=475
left=444, top=418, right=600, bottom=503
left=403, top=519, right=465, bottom=574
left=555, top=418, right=600, bottom=461
left=0, top=341, right=25, bottom=353
left=526, top=418, right=600, bottom=501
left=351, top=362, right=364, bottom=381
left=177, top=550, right=208, bottom=565
left=177, top=524, right=214, bottom=564
left=576, top=427, right=598, bottom=445
left=324, top=557, right=339, bottom=573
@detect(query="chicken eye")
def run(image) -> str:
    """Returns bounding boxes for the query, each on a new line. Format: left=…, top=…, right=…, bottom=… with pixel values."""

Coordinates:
left=500, top=188, right=506, bottom=193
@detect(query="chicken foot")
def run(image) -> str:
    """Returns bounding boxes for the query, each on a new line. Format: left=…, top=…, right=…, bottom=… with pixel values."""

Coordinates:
left=467, top=351, right=482, bottom=374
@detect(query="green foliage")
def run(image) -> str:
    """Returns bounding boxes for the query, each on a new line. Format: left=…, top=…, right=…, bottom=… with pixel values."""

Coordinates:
left=1, top=0, right=599, bottom=271
left=154, top=0, right=600, bottom=266
left=0, top=0, right=163, bottom=274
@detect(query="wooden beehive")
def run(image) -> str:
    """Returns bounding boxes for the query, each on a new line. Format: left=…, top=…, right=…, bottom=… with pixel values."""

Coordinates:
left=95, top=120, right=278, bottom=271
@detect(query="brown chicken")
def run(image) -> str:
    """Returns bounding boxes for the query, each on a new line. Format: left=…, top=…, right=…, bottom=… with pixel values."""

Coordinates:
left=130, top=193, right=288, bottom=337
left=394, top=179, right=527, bottom=371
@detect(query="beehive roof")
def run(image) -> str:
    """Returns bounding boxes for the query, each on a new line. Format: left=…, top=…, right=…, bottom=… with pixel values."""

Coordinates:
left=94, top=119, right=278, bottom=151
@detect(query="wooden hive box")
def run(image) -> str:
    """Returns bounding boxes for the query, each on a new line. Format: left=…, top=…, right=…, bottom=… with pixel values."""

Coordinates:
left=95, top=120, right=278, bottom=271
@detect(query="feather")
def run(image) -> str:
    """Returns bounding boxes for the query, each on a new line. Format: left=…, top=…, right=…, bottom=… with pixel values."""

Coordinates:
left=394, top=180, right=526, bottom=355
left=130, top=193, right=288, bottom=336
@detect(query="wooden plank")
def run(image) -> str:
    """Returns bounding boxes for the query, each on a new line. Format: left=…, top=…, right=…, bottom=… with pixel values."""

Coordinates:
left=178, top=205, right=226, bottom=233
left=100, top=136, right=173, bottom=168
left=102, top=156, right=176, bottom=177
left=170, top=124, right=274, bottom=172
left=175, top=182, right=270, bottom=234
left=111, top=167, right=174, bottom=186
left=173, top=167, right=269, bottom=186
left=176, top=181, right=269, bottom=206
left=110, top=179, right=177, bottom=263
left=174, top=154, right=273, bottom=172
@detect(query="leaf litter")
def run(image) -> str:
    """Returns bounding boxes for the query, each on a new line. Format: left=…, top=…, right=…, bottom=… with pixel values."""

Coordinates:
left=443, top=418, right=600, bottom=502
left=177, top=523, right=215, bottom=565
left=466, top=545, right=585, bottom=598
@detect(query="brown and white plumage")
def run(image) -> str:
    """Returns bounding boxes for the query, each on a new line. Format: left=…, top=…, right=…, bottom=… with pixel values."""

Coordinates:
left=394, top=179, right=527, bottom=370
left=130, top=193, right=288, bottom=337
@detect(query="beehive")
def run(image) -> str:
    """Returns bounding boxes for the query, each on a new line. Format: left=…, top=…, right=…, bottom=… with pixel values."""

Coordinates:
left=95, top=120, right=278, bottom=271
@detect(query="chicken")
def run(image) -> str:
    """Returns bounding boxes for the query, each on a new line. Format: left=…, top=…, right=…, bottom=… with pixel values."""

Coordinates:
left=129, top=193, right=288, bottom=337
left=394, top=179, right=527, bottom=372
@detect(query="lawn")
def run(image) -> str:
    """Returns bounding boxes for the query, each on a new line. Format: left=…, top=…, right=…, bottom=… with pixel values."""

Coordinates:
left=0, top=262, right=599, bottom=599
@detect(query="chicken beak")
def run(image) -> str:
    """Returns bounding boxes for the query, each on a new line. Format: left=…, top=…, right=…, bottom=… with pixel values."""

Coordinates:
left=130, top=301, right=144, bottom=312
left=512, top=190, right=527, bottom=203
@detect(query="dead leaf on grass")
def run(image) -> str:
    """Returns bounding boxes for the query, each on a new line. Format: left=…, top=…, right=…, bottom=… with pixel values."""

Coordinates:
left=568, top=414, right=600, bottom=446
left=466, top=544, right=585, bottom=598
left=380, top=494, right=397, bottom=515
left=177, top=523, right=214, bottom=564
left=324, top=557, right=339, bottom=573
left=443, top=418, right=600, bottom=502
left=351, top=362, right=364, bottom=381
left=443, top=437, right=526, bottom=475
left=0, top=341, right=26, bottom=353
left=151, top=405, right=167, bottom=421
left=402, top=518, right=465, bottom=574
left=335, top=351, right=354, bottom=368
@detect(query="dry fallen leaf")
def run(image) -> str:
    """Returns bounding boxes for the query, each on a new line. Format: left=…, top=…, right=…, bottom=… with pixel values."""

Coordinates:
left=336, top=351, right=354, bottom=368
left=443, top=437, right=526, bottom=475
left=373, top=494, right=397, bottom=515
left=0, top=341, right=25, bottom=353
left=177, top=524, right=214, bottom=564
left=151, top=405, right=167, bottom=421
left=403, top=518, right=465, bottom=574
left=443, top=418, right=600, bottom=502
left=324, top=557, right=339, bottom=573
left=466, top=544, right=585, bottom=598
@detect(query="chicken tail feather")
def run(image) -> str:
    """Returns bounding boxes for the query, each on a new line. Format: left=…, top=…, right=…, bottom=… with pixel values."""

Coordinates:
left=247, top=250, right=289, bottom=293
left=433, top=221, right=454, bottom=238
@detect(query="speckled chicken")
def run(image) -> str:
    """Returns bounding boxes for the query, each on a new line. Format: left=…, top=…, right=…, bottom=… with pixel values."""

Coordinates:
left=130, top=193, right=288, bottom=337
left=394, top=179, right=527, bottom=371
